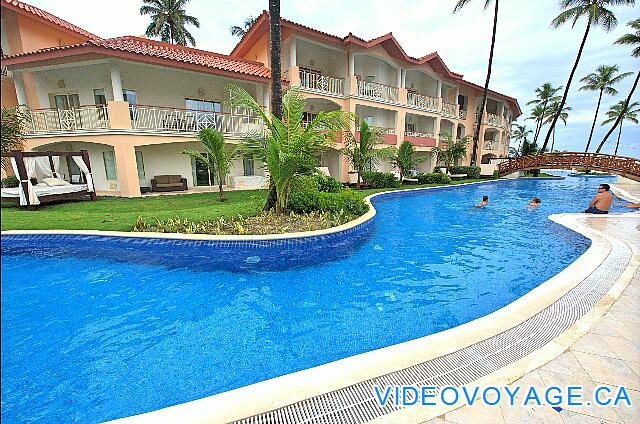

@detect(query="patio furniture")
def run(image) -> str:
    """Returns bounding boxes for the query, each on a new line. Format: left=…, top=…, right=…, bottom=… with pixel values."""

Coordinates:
left=151, top=175, right=187, bottom=192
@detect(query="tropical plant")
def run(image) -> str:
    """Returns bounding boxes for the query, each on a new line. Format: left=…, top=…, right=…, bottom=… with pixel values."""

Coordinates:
left=520, top=139, right=540, bottom=156
left=599, top=100, right=640, bottom=155
left=544, top=101, right=571, bottom=152
left=390, top=140, right=427, bottom=181
left=597, top=19, right=640, bottom=152
left=526, top=83, right=562, bottom=144
left=1, top=107, right=25, bottom=170
left=453, top=0, right=499, bottom=166
left=140, top=0, right=200, bottom=46
left=264, top=0, right=283, bottom=211
left=181, top=128, right=239, bottom=202
left=526, top=105, right=547, bottom=144
left=510, top=123, right=532, bottom=157
left=228, top=85, right=352, bottom=213
left=579, top=65, right=632, bottom=151
left=340, top=120, right=389, bottom=189
left=432, top=132, right=470, bottom=169
left=230, top=15, right=257, bottom=38
left=540, top=0, right=636, bottom=153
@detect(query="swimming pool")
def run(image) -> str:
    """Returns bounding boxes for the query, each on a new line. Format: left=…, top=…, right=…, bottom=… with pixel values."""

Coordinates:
left=0, top=177, right=628, bottom=423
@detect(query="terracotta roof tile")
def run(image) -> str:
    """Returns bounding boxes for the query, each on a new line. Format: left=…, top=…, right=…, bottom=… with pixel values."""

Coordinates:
left=2, top=0, right=101, bottom=41
left=2, top=36, right=271, bottom=80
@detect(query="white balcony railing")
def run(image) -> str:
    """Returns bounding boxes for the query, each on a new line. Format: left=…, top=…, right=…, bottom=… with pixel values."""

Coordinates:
left=299, top=71, right=344, bottom=96
left=441, top=102, right=457, bottom=118
left=458, top=109, right=467, bottom=120
left=406, top=92, right=438, bottom=111
left=405, top=130, right=435, bottom=138
left=485, top=113, right=502, bottom=127
left=129, top=105, right=263, bottom=135
left=20, top=105, right=110, bottom=134
left=356, top=79, right=399, bottom=103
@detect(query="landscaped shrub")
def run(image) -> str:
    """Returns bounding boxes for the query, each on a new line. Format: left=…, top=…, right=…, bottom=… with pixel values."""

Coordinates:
left=361, top=171, right=401, bottom=188
left=416, top=172, right=452, bottom=185
left=1, top=176, right=19, bottom=188
left=314, top=174, right=343, bottom=193
left=133, top=211, right=360, bottom=236
left=449, top=166, right=481, bottom=179
left=288, top=175, right=368, bottom=216
left=316, top=190, right=369, bottom=216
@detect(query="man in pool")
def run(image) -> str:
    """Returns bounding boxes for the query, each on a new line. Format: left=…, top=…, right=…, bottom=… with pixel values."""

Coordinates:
left=529, top=197, right=541, bottom=207
left=584, top=184, right=613, bottom=214
left=475, top=195, right=489, bottom=208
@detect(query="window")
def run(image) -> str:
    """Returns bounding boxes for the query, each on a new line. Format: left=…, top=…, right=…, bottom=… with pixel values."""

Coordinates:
left=185, top=99, right=221, bottom=112
left=135, top=151, right=145, bottom=179
left=405, top=122, right=416, bottom=132
left=52, top=94, right=79, bottom=109
left=94, top=89, right=107, bottom=105
left=243, top=155, right=255, bottom=176
left=66, top=156, right=81, bottom=181
left=458, top=95, right=466, bottom=110
left=302, top=111, right=318, bottom=126
left=122, top=89, right=137, bottom=104
left=103, top=151, right=117, bottom=180
left=363, top=116, right=373, bottom=126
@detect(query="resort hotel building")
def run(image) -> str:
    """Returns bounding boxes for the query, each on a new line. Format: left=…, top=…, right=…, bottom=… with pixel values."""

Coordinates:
left=1, top=0, right=522, bottom=197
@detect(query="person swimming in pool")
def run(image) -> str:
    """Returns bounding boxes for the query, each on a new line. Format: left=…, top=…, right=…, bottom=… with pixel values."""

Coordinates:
left=528, top=197, right=541, bottom=207
left=475, top=195, right=489, bottom=208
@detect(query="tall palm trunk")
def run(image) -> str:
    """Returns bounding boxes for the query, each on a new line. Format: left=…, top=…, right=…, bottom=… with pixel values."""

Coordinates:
left=596, top=70, right=639, bottom=153
left=550, top=128, right=556, bottom=153
left=264, top=0, right=282, bottom=211
left=533, top=101, right=548, bottom=144
left=541, top=18, right=591, bottom=153
left=471, top=0, right=499, bottom=166
left=584, top=88, right=604, bottom=152
left=614, top=119, right=623, bottom=155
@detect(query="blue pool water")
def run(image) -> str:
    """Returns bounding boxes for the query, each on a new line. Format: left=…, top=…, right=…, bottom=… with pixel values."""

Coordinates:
left=1, top=177, right=630, bottom=423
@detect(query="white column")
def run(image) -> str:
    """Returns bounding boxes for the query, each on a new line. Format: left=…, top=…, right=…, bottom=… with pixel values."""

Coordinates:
left=110, top=66, right=124, bottom=101
left=289, top=36, right=297, bottom=67
left=454, top=87, right=460, bottom=105
left=348, top=52, right=355, bottom=76
left=401, top=69, right=406, bottom=87
left=12, top=71, right=28, bottom=105
left=256, top=85, right=264, bottom=108
left=437, top=81, right=442, bottom=99
left=263, top=89, right=270, bottom=113
left=396, top=68, right=402, bottom=87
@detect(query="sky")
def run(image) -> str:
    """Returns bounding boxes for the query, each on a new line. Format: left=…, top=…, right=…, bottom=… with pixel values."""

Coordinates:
left=27, top=0, right=640, bottom=158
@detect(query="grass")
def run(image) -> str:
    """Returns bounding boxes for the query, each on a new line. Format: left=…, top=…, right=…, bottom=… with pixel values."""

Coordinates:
left=1, top=179, right=486, bottom=232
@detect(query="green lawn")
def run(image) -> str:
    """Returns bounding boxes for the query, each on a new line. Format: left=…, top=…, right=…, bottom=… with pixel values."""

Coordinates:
left=1, top=179, right=485, bottom=232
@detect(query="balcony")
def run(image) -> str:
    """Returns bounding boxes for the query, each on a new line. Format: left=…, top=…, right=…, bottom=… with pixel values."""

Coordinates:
left=404, top=131, right=436, bottom=147
left=20, top=105, right=110, bottom=134
left=483, top=141, right=503, bottom=151
left=356, top=79, right=399, bottom=103
left=355, top=127, right=397, bottom=145
left=485, top=113, right=503, bottom=128
left=299, top=70, right=344, bottom=96
left=458, top=109, right=467, bottom=120
left=129, top=105, right=263, bottom=136
left=406, top=92, right=439, bottom=112
left=441, top=103, right=457, bottom=119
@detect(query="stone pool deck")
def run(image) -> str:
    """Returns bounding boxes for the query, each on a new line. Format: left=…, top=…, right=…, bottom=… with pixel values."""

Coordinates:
left=426, top=215, right=640, bottom=424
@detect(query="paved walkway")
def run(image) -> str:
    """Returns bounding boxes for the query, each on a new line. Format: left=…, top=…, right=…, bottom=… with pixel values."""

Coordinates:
left=427, top=215, right=640, bottom=424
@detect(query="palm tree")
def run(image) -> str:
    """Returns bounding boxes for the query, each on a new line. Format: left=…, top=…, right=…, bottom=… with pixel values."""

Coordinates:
left=526, top=83, right=562, bottom=144
left=597, top=19, right=640, bottom=152
left=432, top=132, right=470, bottom=169
left=230, top=16, right=257, bottom=38
left=578, top=65, right=632, bottom=152
left=544, top=101, right=571, bottom=152
left=510, top=123, right=532, bottom=156
left=263, top=0, right=283, bottom=211
left=228, top=85, right=352, bottom=213
left=181, top=129, right=239, bottom=202
left=140, top=0, right=200, bottom=46
left=453, top=0, right=499, bottom=166
left=390, top=140, right=427, bottom=181
left=599, top=100, right=640, bottom=155
left=341, top=120, right=388, bottom=189
left=1, top=107, right=25, bottom=171
left=541, top=0, right=636, bottom=153
left=526, top=104, right=547, bottom=142
left=521, top=139, right=539, bottom=156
